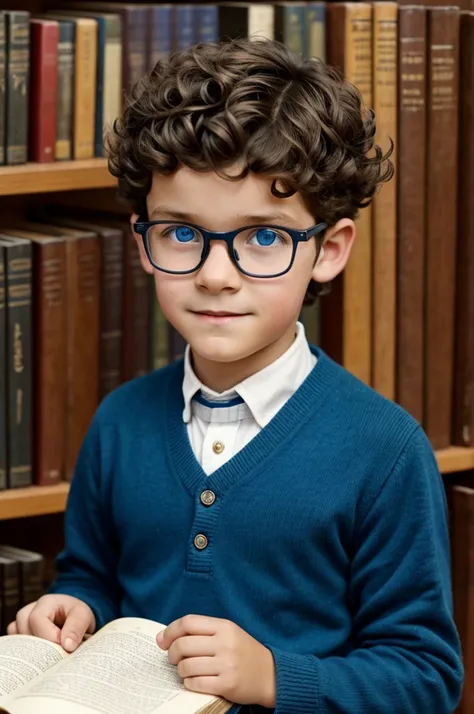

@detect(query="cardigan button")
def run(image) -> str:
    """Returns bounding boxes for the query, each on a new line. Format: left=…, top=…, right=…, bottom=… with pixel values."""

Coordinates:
left=212, top=440, right=225, bottom=454
left=200, top=490, right=216, bottom=506
left=194, top=534, right=208, bottom=550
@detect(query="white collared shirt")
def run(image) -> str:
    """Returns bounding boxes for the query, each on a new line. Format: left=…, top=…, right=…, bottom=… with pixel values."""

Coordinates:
left=182, top=321, right=317, bottom=475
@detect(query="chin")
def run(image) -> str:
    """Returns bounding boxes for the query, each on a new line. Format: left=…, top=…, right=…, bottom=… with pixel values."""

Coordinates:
left=189, top=338, right=256, bottom=364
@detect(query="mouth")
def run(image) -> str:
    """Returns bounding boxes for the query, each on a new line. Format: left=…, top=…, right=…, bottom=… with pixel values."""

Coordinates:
left=190, top=310, right=250, bottom=322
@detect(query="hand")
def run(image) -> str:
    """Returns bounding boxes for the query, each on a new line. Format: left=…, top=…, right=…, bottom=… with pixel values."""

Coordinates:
left=7, top=594, right=96, bottom=653
left=157, top=615, right=276, bottom=708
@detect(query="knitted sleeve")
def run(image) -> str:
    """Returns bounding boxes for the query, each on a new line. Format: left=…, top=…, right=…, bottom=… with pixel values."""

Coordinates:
left=267, top=426, right=464, bottom=713
left=48, top=413, right=121, bottom=630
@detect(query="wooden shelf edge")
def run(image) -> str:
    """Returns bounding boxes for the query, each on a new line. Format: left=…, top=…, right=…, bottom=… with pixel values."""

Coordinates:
left=0, top=159, right=116, bottom=196
left=436, top=447, right=474, bottom=475
left=0, top=483, right=70, bottom=520
left=0, top=447, right=471, bottom=521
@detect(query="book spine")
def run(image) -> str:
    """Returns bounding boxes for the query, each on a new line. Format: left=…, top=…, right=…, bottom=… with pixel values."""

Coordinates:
left=424, top=7, right=460, bottom=449
left=196, top=6, right=219, bottom=44
left=396, top=6, right=427, bottom=424
left=102, top=16, right=122, bottom=140
left=5, top=12, right=30, bottom=166
left=6, top=243, right=32, bottom=488
left=100, top=230, right=124, bottom=399
left=123, top=8, right=149, bottom=93
left=65, top=236, right=100, bottom=482
left=122, top=229, right=150, bottom=381
left=34, top=242, right=66, bottom=486
left=150, top=286, right=169, bottom=372
left=29, top=21, right=59, bottom=163
left=0, top=560, right=20, bottom=634
left=275, top=4, right=307, bottom=58
left=322, top=3, right=373, bottom=384
left=0, top=249, right=6, bottom=490
left=0, top=13, right=5, bottom=166
left=453, top=11, right=474, bottom=447
left=94, top=18, right=106, bottom=157
left=371, top=2, right=397, bottom=400
left=248, top=5, right=275, bottom=39
left=173, top=5, right=196, bottom=52
left=73, top=20, right=97, bottom=159
left=19, top=559, right=45, bottom=606
left=55, top=22, right=74, bottom=161
left=306, top=2, right=326, bottom=61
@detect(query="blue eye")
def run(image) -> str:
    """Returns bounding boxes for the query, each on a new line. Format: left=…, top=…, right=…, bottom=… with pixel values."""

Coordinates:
left=251, top=228, right=280, bottom=247
left=172, top=225, right=197, bottom=243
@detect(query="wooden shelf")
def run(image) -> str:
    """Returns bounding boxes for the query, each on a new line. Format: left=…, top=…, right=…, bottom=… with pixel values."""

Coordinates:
left=0, top=159, right=116, bottom=196
left=436, top=447, right=474, bottom=475
left=0, top=447, right=471, bottom=521
left=0, top=483, right=69, bottom=520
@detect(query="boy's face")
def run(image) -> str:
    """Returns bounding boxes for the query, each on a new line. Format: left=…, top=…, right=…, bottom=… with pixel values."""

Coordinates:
left=133, top=166, right=354, bottom=385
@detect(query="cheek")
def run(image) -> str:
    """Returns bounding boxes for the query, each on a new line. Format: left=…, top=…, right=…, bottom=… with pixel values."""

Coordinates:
left=153, top=275, right=184, bottom=323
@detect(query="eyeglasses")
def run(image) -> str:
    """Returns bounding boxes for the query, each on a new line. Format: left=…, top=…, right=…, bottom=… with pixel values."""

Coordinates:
left=133, top=219, right=328, bottom=278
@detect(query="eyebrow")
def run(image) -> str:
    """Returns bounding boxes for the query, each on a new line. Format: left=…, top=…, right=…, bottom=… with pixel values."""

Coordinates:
left=148, top=206, right=301, bottom=226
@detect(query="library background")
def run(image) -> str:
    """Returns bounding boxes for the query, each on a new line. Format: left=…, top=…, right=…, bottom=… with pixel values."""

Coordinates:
left=0, top=0, right=473, bottom=709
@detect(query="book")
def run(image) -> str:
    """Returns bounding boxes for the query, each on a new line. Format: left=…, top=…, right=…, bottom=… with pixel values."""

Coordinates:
left=1, top=227, right=67, bottom=486
left=321, top=2, right=373, bottom=385
left=453, top=10, right=474, bottom=447
left=54, top=19, right=75, bottom=161
left=0, top=247, right=5, bottom=491
left=424, top=6, right=460, bottom=449
left=0, top=237, right=32, bottom=489
left=28, top=19, right=59, bottom=163
left=0, top=617, right=233, bottom=714
left=0, top=546, right=44, bottom=607
left=371, top=2, right=397, bottom=400
left=396, top=5, right=427, bottom=424
left=4, top=11, right=30, bottom=166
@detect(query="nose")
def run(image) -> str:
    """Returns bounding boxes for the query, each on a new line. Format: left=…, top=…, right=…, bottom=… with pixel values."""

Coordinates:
left=195, top=240, right=242, bottom=293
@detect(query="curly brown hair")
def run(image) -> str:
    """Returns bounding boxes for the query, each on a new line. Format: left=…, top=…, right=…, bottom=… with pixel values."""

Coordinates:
left=107, top=36, right=393, bottom=302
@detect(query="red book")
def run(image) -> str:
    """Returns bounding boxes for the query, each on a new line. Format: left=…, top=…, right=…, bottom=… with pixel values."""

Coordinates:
left=28, top=19, right=59, bottom=163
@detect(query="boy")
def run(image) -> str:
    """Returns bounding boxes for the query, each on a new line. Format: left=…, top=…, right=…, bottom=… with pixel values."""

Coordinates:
left=9, top=38, right=463, bottom=712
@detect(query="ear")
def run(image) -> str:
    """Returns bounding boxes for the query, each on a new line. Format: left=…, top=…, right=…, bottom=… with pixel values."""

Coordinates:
left=311, top=218, right=356, bottom=284
left=131, top=212, right=154, bottom=276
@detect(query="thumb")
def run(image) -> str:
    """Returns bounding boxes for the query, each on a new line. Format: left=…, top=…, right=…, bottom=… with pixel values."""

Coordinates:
left=61, top=605, right=93, bottom=653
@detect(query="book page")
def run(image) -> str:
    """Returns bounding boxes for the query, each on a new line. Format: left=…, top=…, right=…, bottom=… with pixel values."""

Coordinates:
left=0, top=635, right=66, bottom=706
left=5, top=618, right=232, bottom=714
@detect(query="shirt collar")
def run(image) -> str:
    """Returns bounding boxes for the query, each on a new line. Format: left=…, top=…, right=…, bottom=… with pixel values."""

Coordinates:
left=182, top=321, right=317, bottom=428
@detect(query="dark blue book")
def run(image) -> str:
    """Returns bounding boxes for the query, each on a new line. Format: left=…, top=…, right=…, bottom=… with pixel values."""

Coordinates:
left=174, top=4, right=197, bottom=52
left=149, top=4, right=172, bottom=71
left=197, top=5, right=219, bottom=44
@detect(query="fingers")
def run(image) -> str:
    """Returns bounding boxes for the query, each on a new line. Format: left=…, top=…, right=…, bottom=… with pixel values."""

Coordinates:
left=158, top=615, right=220, bottom=651
left=167, top=635, right=216, bottom=665
left=177, top=656, right=219, bottom=679
left=29, top=601, right=62, bottom=644
left=60, top=604, right=95, bottom=653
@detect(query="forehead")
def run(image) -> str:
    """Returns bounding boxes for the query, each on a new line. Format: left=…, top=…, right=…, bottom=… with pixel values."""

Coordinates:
left=146, top=166, right=313, bottom=227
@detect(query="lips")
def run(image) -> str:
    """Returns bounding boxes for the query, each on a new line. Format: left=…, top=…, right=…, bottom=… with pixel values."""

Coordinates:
left=194, top=311, right=245, bottom=317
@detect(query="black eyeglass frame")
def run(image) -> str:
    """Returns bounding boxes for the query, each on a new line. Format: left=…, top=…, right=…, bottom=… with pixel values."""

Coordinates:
left=133, top=218, right=329, bottom=279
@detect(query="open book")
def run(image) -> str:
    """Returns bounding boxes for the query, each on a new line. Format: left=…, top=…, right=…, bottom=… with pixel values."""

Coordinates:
left=0, top=617, right=235, bottom=714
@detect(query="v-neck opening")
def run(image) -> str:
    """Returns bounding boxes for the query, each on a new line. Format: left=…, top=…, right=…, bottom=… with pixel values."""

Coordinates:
left=165, top=346, right=338, bottom=499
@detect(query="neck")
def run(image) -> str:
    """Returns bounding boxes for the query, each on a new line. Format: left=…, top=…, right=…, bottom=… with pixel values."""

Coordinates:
left=190, top=323, right=298, bottom=392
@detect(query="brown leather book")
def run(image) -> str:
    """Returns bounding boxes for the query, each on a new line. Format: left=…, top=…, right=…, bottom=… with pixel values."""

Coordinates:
left=0, top=13, right=6, bottom=166
left=453, top=11, right=474, bottom=448
left=396, top=6, right=427, bottom=424
left=449, top=484, right=474, bottom=713
left=2, top=228, right=67, bottom=486
left=321, top=2, right=373, bottom=385
left=0, top=237, right=32, bottom=489
left=16, top=221, right=101, bottom=482
left=41, top=215, right=125, bottom=400
left=424, top=7, right=460, bottom=449
left=372, top=2, right=397, bottom=400
left=122, top=224, right=150, bottom=382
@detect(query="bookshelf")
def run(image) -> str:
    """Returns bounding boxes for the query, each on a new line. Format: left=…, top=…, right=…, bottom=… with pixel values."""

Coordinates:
left=0, top=159, right=116, bottom=197
left=0, top=447, right=471, bottom=521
